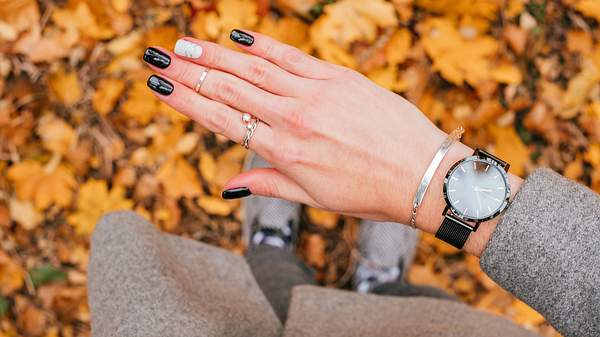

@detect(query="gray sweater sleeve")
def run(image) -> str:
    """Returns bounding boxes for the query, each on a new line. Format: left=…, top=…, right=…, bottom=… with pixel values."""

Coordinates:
left=480, top=168, right=600, bottom=337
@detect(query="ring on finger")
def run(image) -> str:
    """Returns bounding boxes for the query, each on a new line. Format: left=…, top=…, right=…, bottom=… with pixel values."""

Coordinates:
left=242, top=113, right=259, bottom=149
left=194, top=68, right=210, bottom=93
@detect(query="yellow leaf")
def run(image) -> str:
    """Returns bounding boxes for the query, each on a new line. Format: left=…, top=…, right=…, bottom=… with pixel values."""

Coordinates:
left=488, top=126, right=529, bottom=176
left=416, top=0, right=500, bottom=20
left=93, top=78, right=126, bottom=115
left=201, top=0, right=258, bottom=43
left=306, top=207, right=339, bottom=229
left=48, top=68, right=82, bottom=106
left=574, top=0, right=600, bottom=22
left=310, top=0, right=397, bottom=67
left=120, top=80, right=159, bottom=124
left=491, top=63, right=522, bottom=85
left=155, top=156, right=202, bottom=199
left=559, top=59, right=600, bottom=119
left=420, top=18, right=498, bottom=86
left=367, top=64, right=408, bottom=92
left=258, top=16, right=310, bottom=51
left=36, top=114, right=76, bottom=155
left=8, top=198, right=42, bottom=230
left=386, top=28, right=412, bottom=65
left=0, top=251, right=25, bottom=295
left=512, top=300, right=545, bottom=325
left=199, top=152, right=218, bottom=185
left=584, top=143, right=600, bottom=167
left=197, top=196, right=236, bottom=216
left=7, top=160, right=76, bottom=210
left=68, top=179, right=133, bottom=236
left=52, top=2, right=114, bottom=40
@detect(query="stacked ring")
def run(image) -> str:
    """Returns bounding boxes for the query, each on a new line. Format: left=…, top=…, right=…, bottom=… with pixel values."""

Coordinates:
left=242, top=113, right=259, bottom=149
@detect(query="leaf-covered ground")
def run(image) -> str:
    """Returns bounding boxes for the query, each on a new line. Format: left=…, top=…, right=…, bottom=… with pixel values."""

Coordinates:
left=2, top=0, right=600, bottom=336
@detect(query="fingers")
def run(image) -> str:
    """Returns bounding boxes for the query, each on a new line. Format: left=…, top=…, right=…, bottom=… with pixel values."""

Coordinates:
left=173, top=38, right=312, bottom=97
left=146, top=75, right=273, bottom=153
left=144, top=47, right=287, bottom=125
left=229, top=29, right=341, bottom=80
left=222, top=168, right=319, bottom=207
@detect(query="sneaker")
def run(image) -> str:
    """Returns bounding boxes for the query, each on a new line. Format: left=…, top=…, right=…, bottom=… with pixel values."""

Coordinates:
left=242, top=153, right=301, bottom=251
left=353, top=220, right=419, bottom=293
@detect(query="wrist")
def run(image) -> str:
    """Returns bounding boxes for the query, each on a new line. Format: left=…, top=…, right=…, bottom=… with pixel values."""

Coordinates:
left=390, top=140, right=523, bottom=257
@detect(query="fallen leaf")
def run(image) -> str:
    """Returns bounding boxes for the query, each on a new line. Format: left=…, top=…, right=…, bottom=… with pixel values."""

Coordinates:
left=420, top=18, right=499, bottom=86
left=0, top=251, right=25, bottom=295
left=155, top=156, right=202, bottom=199
left=48, top=68, right=82, bottom=106
left=37, top=114, right=76, bottom=155
left=67, top=179, right=133, bottom=236
left=8, top=198, right=42, bottom=230
left=92, top=78, right=126, bottom=115
left=120, top=80, right=159, bottom=124
left=491, top=63, right=522, bottom=85
left=307, top=207, right=339, bottom=229
left=304, top=234, right=326, bottom=268
left=28, top=265, right=67, bottom=287
left=574, top=0, right=600, bottom=22
left=197, top=196, right=236, bottom=216
left=7, top=160, right=76, bottom=210
left=489, top=126, right=529, bottom=176
left=17, top=304, right=47, bottom=337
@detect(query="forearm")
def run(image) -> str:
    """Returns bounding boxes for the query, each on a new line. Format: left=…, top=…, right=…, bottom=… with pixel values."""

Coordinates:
left=389, top=140, right=523, bottom=257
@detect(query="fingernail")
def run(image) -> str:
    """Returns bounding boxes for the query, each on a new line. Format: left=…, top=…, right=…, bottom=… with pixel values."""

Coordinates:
left=147, top=75, right=173, bottom=96
left=143, top=47, right=171, bottom=69
left=230, top=29, right=254, bottom=46
left=174, top=39, right=203, bottom=59
left=222, top=187, right=252, bottom=199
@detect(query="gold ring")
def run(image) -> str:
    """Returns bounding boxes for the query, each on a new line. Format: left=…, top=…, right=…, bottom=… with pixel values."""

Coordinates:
left=194, top=68, right=210, bottom=93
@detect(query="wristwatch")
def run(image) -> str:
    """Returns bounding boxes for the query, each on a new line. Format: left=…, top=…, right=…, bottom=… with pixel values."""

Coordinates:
left=435, top=149, right=511, bottom=249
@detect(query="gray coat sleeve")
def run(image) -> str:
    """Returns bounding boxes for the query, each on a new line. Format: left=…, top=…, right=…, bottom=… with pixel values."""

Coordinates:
left=480, top=168, right=600, bottom=337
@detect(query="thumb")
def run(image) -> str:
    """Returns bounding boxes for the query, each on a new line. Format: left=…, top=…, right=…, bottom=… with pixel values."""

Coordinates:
left=222, top=168, right=317, bottom=206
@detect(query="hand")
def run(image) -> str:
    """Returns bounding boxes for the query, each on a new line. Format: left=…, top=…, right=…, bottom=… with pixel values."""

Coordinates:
left=144, top=30, right=523, bottom=257
left=144, top=29, right=448, bottom=223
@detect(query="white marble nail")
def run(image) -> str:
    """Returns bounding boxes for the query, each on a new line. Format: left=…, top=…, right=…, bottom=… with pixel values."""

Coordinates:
left=174, top=39, right=203, bottom=59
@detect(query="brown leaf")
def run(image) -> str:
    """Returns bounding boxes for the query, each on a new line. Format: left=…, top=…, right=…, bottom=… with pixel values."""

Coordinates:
left=48, top=68, right=82, bottom=106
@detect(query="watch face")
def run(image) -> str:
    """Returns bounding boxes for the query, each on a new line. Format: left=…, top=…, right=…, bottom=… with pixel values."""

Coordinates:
left=443, top=156, right=510, bottom=222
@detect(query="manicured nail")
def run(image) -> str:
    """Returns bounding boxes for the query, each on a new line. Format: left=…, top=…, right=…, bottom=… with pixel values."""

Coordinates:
left=222, top=187, right=252, bottom=199
left=147, top=75, right=173, bottom=96
left=174, top=39, right=203, bottom=59
left=143, top=47, right=171, bottom=69
left=230, top=29, right=254, bottom=46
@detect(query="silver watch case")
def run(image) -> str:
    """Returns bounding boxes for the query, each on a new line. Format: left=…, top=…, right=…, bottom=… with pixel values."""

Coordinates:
left=442, top=155, right=511, bottom=224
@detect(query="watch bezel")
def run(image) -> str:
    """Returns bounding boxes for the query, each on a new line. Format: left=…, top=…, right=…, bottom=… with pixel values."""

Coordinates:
left=442, top=155, right=511, bottom=223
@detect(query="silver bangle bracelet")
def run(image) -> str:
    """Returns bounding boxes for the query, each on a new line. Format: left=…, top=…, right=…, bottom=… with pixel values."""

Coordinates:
left=410, top=126, right=464, bottom=228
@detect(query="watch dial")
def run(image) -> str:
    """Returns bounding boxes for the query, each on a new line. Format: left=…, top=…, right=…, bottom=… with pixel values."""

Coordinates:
left=445, top=157, right=509, bottom=221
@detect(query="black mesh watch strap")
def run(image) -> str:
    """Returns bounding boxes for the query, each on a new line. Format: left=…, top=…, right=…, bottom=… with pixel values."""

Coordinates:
left=435, top=215, right=473, bottom=249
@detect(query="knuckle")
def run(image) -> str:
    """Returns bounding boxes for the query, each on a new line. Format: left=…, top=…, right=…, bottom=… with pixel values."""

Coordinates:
left=214, top=77, right=240, bottom=103
left=259, top=175, right=281, bottom=197
left=283, top=47, right=304, bottom=66
left=282, top=108, right=305, bottom=130
left=207, top=105, right=231, bottom=136
left=273, top=142, right=303, bottom=167
left=260, top=41, right=276, bottom=59
left=247, top=60, right=270, bottom=87
left=174, top=64, right=196, bottom=84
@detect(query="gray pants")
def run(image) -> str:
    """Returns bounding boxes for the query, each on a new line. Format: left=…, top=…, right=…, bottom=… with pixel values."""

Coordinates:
left=247, top=245, right=455, bottom=323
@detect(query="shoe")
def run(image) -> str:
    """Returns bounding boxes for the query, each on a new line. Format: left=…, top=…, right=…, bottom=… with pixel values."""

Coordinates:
left=353, top=220, right=419, bottom=293
left=242, top=153, right=301, bottom=251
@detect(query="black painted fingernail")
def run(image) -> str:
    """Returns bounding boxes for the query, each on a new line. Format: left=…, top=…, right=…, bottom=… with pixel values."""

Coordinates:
left=222, top=187, right=252, bottom=199
left=143, top=47, right=171, bottom=69
left=147, top=75, right=173, bottom=96
left=230, top=29, right=254, bottom=46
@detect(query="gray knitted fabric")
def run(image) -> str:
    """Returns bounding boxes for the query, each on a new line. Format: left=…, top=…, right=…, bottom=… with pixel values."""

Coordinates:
left=88, top=168, right=600, bottom=337
left=480, top=168, right=600, bottom=337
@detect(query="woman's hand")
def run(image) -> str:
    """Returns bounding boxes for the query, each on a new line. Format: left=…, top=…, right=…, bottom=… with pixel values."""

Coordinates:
left=143, top=29, right=515, bottom=242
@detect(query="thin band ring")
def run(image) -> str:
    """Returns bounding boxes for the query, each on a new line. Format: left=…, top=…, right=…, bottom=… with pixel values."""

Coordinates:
left=194, top=68, right=210, bottom=93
